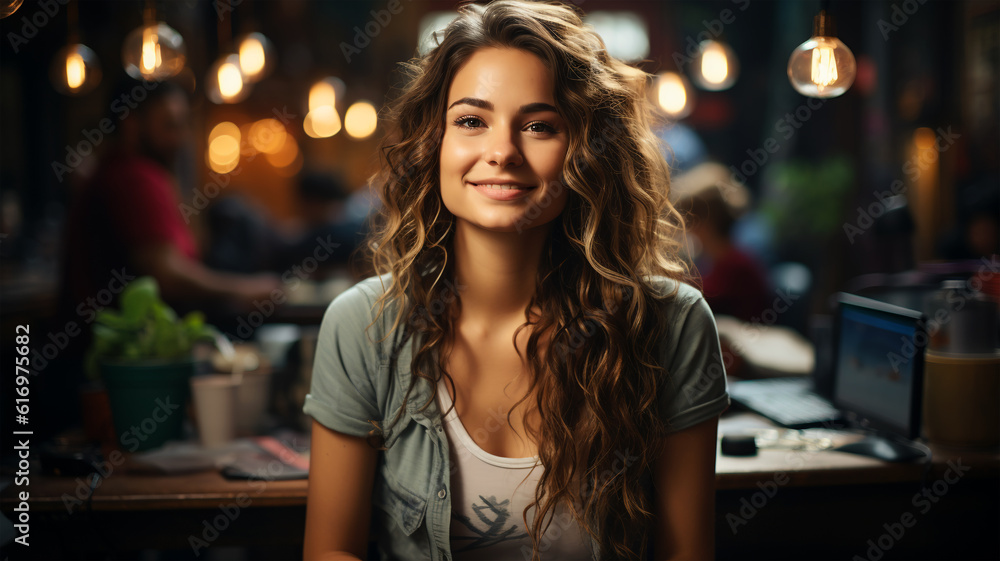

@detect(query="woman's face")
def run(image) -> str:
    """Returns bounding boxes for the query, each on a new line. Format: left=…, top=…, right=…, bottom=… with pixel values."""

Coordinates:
left=439, top=47, right=570, bottom=233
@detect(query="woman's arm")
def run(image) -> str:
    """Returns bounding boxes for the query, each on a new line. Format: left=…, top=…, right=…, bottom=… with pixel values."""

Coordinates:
left=651, top=416, right=720, bottom=560
left=303, top=419, right=379, bottom=561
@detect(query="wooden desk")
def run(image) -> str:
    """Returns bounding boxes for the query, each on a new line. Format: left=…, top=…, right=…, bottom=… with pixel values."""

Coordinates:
left=3, top=413, right=998, bottom=560
left=714, top=414, right=1000, bottom=559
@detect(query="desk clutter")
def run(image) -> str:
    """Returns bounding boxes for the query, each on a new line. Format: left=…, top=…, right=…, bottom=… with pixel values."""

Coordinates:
left=130, top=431, right=310, bottom=480
left=76, top=322, right=320, bottom=471
left=728, top=289, right=1000, bottom=463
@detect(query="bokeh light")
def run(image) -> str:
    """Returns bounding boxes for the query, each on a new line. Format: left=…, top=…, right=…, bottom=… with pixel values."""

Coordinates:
left=304, top=106, right=342, bottom=138
left=249, top=119, right=288, bottom=154
left=207, top=121, right=241, bottom=174
left=344, top=101, right=377, bottom=139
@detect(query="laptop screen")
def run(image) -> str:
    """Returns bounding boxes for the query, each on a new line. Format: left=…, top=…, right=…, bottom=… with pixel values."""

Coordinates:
left=832, top=293, right=927, bottom=439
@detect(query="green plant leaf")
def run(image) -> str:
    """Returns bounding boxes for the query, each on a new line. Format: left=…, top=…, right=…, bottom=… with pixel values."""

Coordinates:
left=85, top=275, right=220, bottom=369
left=120, top=277, right=159, bottom=322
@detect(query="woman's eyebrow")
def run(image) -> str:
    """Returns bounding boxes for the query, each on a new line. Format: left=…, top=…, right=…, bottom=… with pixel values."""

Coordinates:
left=447, top=97, right=558, bottom=115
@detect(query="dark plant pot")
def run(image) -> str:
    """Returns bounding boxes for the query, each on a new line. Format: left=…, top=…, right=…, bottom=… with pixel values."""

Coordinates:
left=101, top=358, right=196, bottom=452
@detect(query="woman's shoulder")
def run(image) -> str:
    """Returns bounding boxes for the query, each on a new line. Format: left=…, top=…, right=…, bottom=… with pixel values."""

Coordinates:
left=645, top=275, right=717, bottom=345
left=645, top=275, right=705, bottom=310
left=325, top=273, right=393, bottom=313
left=319, top=273, right=397, bottom=338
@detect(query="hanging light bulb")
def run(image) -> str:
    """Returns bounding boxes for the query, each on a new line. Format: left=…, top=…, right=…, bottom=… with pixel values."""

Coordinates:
left=205, top=53, right=250, bottom=104
left=691, top=40, right=738, bottom=91
left=236, top=32, right=274, bottom=83
left=787, top=9, right=856, bottom=98
left=50, top=43, right=101, bottom=95
left=655, top=71, right=694, bottom=120
left=1, top=0, right=24, bottom=18
left=122, top=3, right=186, bottom=81
left=50, top=2, right=100, bottom=95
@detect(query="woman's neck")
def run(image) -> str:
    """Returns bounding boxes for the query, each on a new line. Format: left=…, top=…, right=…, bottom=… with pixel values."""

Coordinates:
left=451, top=219, right=549, bottom=336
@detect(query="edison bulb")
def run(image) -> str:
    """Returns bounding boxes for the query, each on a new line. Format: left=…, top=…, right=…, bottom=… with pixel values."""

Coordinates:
left=122, top=22, right=186, bottom=80
left=787, top=10, right=856, bottom=99
left=788, top=36, right=855, bottom=98
left=50, top=44, right=102, bottom=95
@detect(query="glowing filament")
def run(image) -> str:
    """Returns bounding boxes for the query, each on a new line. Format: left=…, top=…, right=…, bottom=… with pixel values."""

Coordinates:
left=811, top=46, right=838, bottom=87
left=141, top=28, right=161, bottom=74
left=65, top=51, right=86, bottom=90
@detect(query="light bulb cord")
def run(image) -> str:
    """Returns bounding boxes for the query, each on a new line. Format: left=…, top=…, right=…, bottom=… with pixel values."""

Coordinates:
left=217, top=0, right=232, bottom=52
left=814, top=1, right=836, bottom=38
left=143, top=0, right=155, bottom=26
left=67, top=0, right=78, bottom=43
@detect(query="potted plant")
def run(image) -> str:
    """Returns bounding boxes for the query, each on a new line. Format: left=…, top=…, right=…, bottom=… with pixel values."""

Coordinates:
left=85, top=276, right=219, bottom=452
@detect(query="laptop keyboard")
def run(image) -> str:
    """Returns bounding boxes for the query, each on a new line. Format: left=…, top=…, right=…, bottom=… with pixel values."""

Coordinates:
left=729, top=378, right=842, bottom=429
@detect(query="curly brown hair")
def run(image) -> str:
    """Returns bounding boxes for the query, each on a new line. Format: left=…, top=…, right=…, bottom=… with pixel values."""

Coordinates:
left=357, top=1, right=692, bottom=558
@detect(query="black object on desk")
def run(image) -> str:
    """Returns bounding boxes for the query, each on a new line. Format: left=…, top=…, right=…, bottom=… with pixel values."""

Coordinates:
left=720, top=434, right=758, bottom=456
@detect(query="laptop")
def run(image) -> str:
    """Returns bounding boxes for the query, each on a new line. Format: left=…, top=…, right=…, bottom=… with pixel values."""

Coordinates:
left=730, top=293, right=927, bottom=440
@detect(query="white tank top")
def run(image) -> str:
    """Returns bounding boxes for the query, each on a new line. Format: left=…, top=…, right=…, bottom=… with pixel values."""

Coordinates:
left=437, top=378, right=594, bottom=560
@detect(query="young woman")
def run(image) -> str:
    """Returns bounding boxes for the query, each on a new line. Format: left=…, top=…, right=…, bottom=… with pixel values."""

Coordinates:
left=303, top=2, right=729, bottom=560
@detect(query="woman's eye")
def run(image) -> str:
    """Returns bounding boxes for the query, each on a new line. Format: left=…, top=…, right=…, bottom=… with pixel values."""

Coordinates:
left=452, top=116, right=557, bottom=134
left=454, top=116, right=482, bottom=129
left=526, top=121, right=557, bottom=134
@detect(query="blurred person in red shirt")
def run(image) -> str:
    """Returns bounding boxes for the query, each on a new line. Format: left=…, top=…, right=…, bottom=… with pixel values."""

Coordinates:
left=55, top=78, right=280, bottom=369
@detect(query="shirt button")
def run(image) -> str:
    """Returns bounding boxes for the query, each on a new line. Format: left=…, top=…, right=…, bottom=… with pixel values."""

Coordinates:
left=438, top=488, right=447, bottom=499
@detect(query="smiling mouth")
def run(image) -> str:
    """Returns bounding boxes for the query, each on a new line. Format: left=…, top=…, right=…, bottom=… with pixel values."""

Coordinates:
left=468, top=182, right=537, bottom=190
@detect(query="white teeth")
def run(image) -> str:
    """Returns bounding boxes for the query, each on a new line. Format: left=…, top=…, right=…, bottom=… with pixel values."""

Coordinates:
left=476, top=184, right=531, bottom=190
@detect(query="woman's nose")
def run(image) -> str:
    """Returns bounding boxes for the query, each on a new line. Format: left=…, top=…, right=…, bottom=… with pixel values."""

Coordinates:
left=485, top=127, right=523, bottom=168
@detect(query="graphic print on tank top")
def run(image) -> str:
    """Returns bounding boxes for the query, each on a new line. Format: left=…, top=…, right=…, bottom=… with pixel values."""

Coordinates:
left=451, top=494, right=528, bottom=553
left=436, top=378, right=594, bottom=560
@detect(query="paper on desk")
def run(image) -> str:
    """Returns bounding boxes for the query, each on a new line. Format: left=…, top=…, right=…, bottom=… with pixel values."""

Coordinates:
left=720, top=412, right=863, bottom=449
left=715, top=315, right=815, bottom=376
left=129, top=439, right=262, bottom=474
